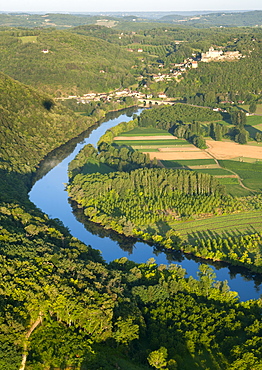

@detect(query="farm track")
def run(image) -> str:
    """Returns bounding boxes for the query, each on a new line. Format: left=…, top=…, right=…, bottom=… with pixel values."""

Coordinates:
left=205, top=143, right=258, bottom=193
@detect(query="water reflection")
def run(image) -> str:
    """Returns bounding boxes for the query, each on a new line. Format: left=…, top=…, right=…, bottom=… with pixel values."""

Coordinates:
left=32, top=107, right=139, bottom=185
left=29, top=107, right=262, bottom=301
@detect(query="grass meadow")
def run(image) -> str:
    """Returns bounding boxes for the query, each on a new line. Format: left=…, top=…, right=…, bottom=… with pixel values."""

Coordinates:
left=115, top=139, right=189, bottom=146
left=219, top=160, right=262, bottom=191
left=161, top=159, right=217, bottom=167
left=118, top=127, right=173, bottom=136
left=171, top=210, right=262, bottom=243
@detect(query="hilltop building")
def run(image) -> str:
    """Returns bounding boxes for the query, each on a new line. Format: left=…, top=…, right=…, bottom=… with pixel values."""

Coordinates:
left=201, top=47, right=223, bottom=62
left=201, top=47, right=242, bottom=62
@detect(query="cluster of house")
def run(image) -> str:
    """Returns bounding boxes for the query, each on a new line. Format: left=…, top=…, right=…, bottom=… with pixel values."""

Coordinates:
left=67, top=89, right=149, bottom=104
left=201, top=47, right=242, bottom=62
left=151, top=59, right=198, bottom=83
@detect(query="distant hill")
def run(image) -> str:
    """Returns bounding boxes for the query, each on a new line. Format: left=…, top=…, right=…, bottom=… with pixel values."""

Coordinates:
left=159, top=10, right=262, bottom=27
left=0, top=29, right=137, bottom=96
left=0, top=13, right=119, bottom=29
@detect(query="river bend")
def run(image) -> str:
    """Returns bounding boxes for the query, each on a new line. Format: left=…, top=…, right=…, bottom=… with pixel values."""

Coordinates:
left=29, top=108, right=262, bottom=301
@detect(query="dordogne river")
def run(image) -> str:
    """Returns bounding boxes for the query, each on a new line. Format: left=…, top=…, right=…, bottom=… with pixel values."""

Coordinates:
left=29, top=108, right=262, bottom=301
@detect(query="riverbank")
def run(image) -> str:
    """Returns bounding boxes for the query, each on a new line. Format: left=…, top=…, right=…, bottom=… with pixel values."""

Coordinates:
left=29, top=107, right=262, bottom=301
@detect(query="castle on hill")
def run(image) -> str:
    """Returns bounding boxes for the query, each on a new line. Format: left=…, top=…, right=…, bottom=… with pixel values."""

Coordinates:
left=201, top=46, right=241, bottom=62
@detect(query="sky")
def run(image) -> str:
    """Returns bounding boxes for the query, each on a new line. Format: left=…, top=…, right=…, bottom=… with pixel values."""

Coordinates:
left=1, top=0, right=262, bottom=13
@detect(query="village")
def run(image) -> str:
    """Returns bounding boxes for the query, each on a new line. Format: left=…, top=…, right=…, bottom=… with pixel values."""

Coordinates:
left=56, top=45, right=242, bottom=105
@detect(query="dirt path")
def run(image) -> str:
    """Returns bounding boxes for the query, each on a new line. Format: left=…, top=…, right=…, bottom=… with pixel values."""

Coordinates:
left=205, top=142, right=257, bottom=193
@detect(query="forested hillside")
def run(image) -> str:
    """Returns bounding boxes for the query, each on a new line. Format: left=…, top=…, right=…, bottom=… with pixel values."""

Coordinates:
left=0, top=29, right=138, bottom=96
left=0, top=71, right=96, bottom=205
left=0, top=11, right=261, bottom=29
left=0, top=73, right=96, bottom=174
left=159, top=10, right=262, bottom=27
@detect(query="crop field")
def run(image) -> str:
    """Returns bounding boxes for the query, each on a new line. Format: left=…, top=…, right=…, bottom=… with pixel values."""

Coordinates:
left=246, top=115, right=262, bottom=126
left=114, top=127, right=262, bottom=194
left=119, top=127, right=172, bottom=136
left=193, top=168, right=234, bottom=176
left=161, top=159, right=217, bottom=167
left=219, top=160, right=262, bottom=191
left=147, top=151, right=212, bottom=160
left=171, top=210, right=262, bottom=243
left=242, top=104, right=262, bottom=116
left=219, top=161, right=262, bottom=191
left=115, top=139, right=189, bottom=146
left=254, top=123, right=262, bottom=132
left=19, top=36, right=38, bottom=44
left=206, top=139, right=262, bottom=160
left=216, top=177, right=239, bottom=184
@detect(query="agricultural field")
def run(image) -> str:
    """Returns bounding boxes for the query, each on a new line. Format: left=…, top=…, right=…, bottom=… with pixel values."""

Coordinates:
left=206, top=139, right=262, bottom=160
left=172, top=210, right=262, bottom=243
left=192, top=168, right=233, bottom=176
left=246, top=114, right=262, bottom=126
left=161, top=159, right=217, bottom=167
left=219, top=160, right=262, bottom=192
left=114, top=126, right=262, bottom=195
left=241, top=104, right=262, bottom=116
left=19, top=36, right=38, bottom=44
left=117, top=127, right=172, bottom=136
left=114, top=127, right=212, bottom=160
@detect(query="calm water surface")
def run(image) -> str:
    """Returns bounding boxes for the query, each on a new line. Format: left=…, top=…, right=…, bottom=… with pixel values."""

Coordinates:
left=29, top=108, right=262, bottom=301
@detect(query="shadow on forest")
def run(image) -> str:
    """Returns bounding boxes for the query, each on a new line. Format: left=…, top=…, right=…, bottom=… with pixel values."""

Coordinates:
left=188, top=225, right=259, bottom=244
left=0, top=168, right=32, bottom=203
left=245, top=124, right=262, bottom=140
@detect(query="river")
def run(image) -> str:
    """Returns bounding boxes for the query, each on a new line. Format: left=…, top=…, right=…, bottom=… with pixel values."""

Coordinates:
left=29, top=108, right=262, bottom=301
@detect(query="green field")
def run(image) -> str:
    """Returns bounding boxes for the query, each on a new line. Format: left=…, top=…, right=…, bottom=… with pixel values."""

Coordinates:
left=172, top=210, right=262, bottom=243
left=19, top=36, right=38, bottom=44
left=119, top=126, right=173, bottom=136
left=115, top=139, right=189, bottom=146
left=161, top=159, right=217, bottom=167
left=136, top=148, right=159, bottom=152
left=219, top=160, right=262, bottom=191
left=223, top=184, right=252, bottom=197
left=194, top=168, right=233, bottom=176
left=246, top=115, right=262, bottom=126
left=242, top=104, right=262, bottom=116
left=216, top=177, right=239, bottom=184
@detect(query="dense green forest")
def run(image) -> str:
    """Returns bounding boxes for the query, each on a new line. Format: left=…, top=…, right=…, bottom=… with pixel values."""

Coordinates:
left=0, top=29, right=138, bottom=96
left=1, top=19, right=262, bottom=369
left=138, top=104, right=222, bottom=130
left=0, top=72, right=96, bottom=175
left=159, top=10, right=262, bottom=27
